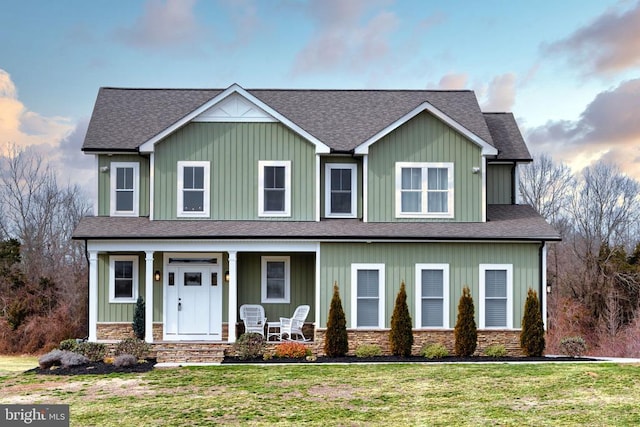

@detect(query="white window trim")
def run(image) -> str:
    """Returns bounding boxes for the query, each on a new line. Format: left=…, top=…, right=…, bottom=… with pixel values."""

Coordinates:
left=479, top=264, right=513, bottom=329
left=351, top=263, right=385, bottom=329
left=261, top=256, right=291, bottom=303
left=415, top=263, right=450, bottom=329
left=395, top=162, right=454, bottom=219
left=110, top=162, right=139, bottom=216
left=325, top=163, right=357, bottom=218
left=177, top=161, right=210, bottom=218
left=109, top=255, right=139, bottom=303
left=258, top=160, right=291, bottom=217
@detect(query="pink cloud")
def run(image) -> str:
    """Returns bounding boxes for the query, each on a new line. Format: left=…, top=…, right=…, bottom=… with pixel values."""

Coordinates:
left=481, top=73, right=517, bottom=112
left=544, top=2, right=640, bottom=76
left=437, top=73, right=468, bottom=90
left=292, top=0, right=399, bottom=74
left=526, top=78, right=640, bottom=179
left=115, top=0, right=203, bottom=49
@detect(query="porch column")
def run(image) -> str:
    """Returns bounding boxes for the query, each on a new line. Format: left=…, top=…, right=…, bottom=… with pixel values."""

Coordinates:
left=145, top=251, right=154, bottom=343
left=228, top=251, right=238, bottom=343
left=88, top=251, right=98, bottom=342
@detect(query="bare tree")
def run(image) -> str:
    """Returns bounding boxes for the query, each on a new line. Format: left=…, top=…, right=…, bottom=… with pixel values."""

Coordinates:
left=519, top=153, right=574, bottom=225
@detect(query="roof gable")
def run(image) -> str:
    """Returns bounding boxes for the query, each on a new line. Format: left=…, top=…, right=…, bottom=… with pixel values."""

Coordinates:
left=193, top=92, right=276, bottom=122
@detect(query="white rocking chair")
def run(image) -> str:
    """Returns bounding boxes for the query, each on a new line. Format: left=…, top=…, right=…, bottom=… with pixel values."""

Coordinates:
left=279, top=305, right=310, bottom=341
left=239, top=304, right=266, bottom=337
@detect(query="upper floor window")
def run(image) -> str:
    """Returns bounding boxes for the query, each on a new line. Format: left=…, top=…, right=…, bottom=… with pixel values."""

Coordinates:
left=415, top=264, right=450, bottom=328
left=177, top=161, right=210, bottom=218
left=351, top=263, right=385, bottom=328
left=110, top=162, right=139, bottom=216
left=109, top=255, right=138, bottom=303
left=325, top=163, right=357, bottom=218
left=479, top=264, right=513, bottom=329
left=261, top=256, right=290, bottom=303
left=395, top=162, right=454, bottom=218
left=258, top=160, right=291, bottom=217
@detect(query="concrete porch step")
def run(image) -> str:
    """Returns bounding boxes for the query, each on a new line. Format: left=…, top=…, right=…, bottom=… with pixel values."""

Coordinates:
left=154, top=343, right=227, bottom=364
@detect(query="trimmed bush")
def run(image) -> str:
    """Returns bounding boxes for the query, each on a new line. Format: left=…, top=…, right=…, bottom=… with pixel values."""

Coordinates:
left=76, top=342, right=107, bottom=362
left=233, top=333, right=266, bottom=360
left=114, top=354, right=138, bottom=367
left=60, top=351, right=89, bottom=368
left=560, top=336, right=587, bottom=357
left=355, top=344, right=382, bottom=358
left=389, top=281, right=414, bottom=357
left=115, top=338, right=150, bottom=360
left=520, top=288, right=545, bottom=356
left=59, top=338, right=79, bottom=352
left=38, top=350, right=65, bottom=369
left=274, top=342, right=310, bottom=359
left=484, top=344, right=507, bottom=358
left=421, top=343, right=449, bottom=359
left=132, top=296, right=145, bottom=340
left=454, top=286, right=477, bottom=357
left=324, top=282, right=348, bottom=357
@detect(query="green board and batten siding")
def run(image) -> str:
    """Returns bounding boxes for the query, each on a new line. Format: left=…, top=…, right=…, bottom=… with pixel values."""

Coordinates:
left=318, top=242, right=540, bottom=329
left=367, top=112, right=483, bottom=222
left=97, top=155, right=150, bottom=217
left=153, top=122, right=316, bottom=220
left=487, top=163, right=513, bottom=205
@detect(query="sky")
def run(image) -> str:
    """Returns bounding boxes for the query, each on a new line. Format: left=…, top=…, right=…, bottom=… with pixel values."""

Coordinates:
left=1, top=0, right=640, bottom=200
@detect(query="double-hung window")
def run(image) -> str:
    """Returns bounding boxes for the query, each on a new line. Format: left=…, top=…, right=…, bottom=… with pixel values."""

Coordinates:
left=178, top=161, right=210, bottom=217
left=415, top=264, right=449, bottom=328
left=261, top=256, right=290, bottom=303
left=325, top=163, right=357, bottom=217
left=110, top=162, right=139, bottom=216
left=479, top=264, right=513, bottom=329
left=109, top=255, right=138, bottom=303
left=395, top=162, right=454, bottom=218
left=351, top=264, right=385, bottom=328
left=258, top=161, right=291, bottom=217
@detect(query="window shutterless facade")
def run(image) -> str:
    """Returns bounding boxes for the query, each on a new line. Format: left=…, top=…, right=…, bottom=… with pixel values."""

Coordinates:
left=109, top=255, right=138, bottom=303
left=325, top=163, right=357, bottom=217
left=351, top=263, right=385, bottom=328
left=415, top=264, right=450, bottom=328
left=258, top=160, right=291, bottom=217
left=261, top=256, right=290, bottom=303
left=177, top=161, right=210, bottom=217
left=395, top=162, right=454, bottom=218
left=110, top=162, right=139, bottom=216
left=479, top=264, right=513, bottom=329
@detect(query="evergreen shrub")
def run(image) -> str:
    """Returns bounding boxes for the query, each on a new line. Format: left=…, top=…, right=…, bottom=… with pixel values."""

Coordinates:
left=560, top=336, right=587, bottom=357
left=355, top=344, right=382, bottom=358
left=324, top=282, right=348, bottom=357
left=389, top=282, right=413, bottom=357
left=520, top=288, right=546, bottom=356
left=484, top=344, right=507, bottom=357
left=132, top=296, right=145, bottom=340
left=115, top=338, right=150, bottom=360
left=454, top=286, right=477, bottom=357
left=233, top=333, right=265, bottom=360
left=421, top=343, right=449, bottom=359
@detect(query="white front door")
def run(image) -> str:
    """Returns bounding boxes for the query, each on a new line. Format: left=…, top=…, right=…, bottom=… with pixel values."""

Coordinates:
left=164, top=257, right=222, bottom=340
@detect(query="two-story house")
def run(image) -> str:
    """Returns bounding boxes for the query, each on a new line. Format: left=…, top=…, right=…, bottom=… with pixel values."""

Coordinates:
left=73, top=84, right=559, bottom=359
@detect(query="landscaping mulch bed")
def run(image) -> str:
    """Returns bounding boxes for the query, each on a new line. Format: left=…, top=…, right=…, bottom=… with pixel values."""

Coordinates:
left=222, top=355, right=596, bottom=364
left=27, top=359, right=157, bottom=375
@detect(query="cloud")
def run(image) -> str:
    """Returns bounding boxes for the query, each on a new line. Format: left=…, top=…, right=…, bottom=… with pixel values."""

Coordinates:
left=0, top=69, right=93, bottom=194
left=114, top=0, right=203, bottom=50
left=526, top=78, right=640, bottom=179
left=480, top=73, right=517, bottom=112
left=292, top=0, right=399, bottom=74
left=543, top=1, right=640, bottom=76
left=436, top=73, right=468, bottom=90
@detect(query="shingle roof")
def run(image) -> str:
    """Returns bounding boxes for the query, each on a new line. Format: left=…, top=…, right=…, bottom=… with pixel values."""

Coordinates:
left=82, top=87, right=528, bottom=159
left=483, top=113, right=532, bottom=161
left=72, top=204, right=560, bottom=241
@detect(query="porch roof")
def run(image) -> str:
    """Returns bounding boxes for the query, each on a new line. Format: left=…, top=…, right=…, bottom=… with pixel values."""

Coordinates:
left=73, top=205, right=560, bottom=242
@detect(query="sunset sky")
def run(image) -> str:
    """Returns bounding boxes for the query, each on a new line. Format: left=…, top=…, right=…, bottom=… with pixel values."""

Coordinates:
left=1, top=0, right=639, bottom=199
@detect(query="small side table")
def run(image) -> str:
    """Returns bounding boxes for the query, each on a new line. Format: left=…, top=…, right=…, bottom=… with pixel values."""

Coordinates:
left=266, top=322, right=281, bottom=341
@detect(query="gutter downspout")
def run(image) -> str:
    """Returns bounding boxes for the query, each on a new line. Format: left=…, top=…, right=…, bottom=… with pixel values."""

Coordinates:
left=83, top=239, right=90, bottom=340
left=539, top=241, right=547, bottom=330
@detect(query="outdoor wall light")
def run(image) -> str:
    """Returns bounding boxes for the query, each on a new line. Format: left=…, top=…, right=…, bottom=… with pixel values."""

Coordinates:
left=472, top=166, right=481, bottom=174
left=225, top=271, right=230, bottom=282
left=100, top=166, right=109, bottom=173
left=154, top=270, right=161, bottom=281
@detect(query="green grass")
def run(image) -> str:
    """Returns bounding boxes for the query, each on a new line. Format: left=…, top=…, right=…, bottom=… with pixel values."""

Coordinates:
left=1, top=360, right=640, bottom=426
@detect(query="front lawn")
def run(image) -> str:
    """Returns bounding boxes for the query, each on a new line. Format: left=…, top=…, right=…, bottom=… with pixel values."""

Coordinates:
left=1, top=360, right=639, bottom=426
